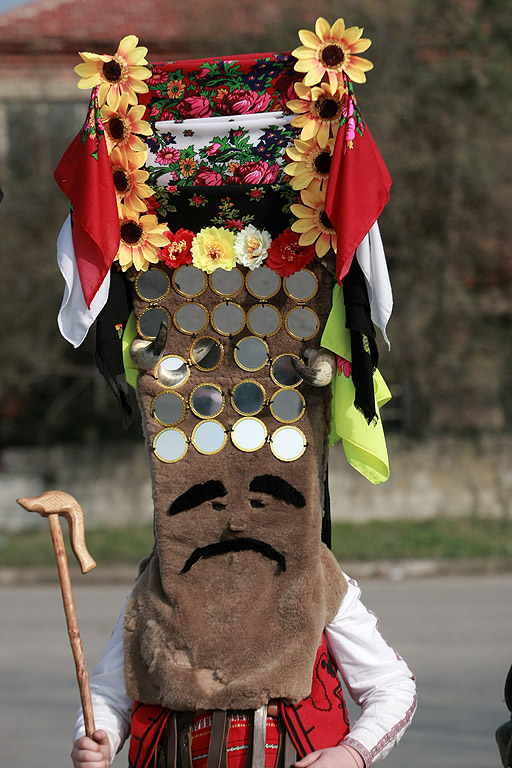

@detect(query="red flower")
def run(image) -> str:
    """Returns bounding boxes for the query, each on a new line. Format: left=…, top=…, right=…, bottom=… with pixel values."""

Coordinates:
left=177, top=93, right=212, bottom=118
left=144, top=195, right=160, bottom=215
left=166, top=184, right=178, bottom=193
left=231, top=160, right=280, bottom=185
left=193, top=168, right=224, bottom=186
left=214, top=89, right=272, bottom=115
left=266, top=229, right=315, bottom=276
left=274, top=73, right=297, bottom=102
left=224, top=218, right=245, bottom=231
left=336, top=356, right=352, bottom=378
left=249, top=188, right=264, bottom=199
left=160, top=228, right=194, bottom=268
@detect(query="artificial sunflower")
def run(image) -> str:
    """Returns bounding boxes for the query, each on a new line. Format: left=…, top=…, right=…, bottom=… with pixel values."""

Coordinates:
left=116, top=204, right=170, bottom=272
left=109, top=148, right=154, bottom=213
left=292, top=17, right=373, bottom=87
left=287, top=80, right=345, bottom=148
left=101, top=93, right=152, bottom=159
left=284, top=137, right=335, bottom=190
left=290, top=179, right=337, bottom=258
left=75, top=35, right=151, bottom=109
left=191, top=227, right=237, bottom=274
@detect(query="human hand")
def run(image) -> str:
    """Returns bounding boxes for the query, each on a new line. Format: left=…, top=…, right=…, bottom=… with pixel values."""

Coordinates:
left=71, top=730, right=111, bottom=768
left=295, top=744, right=364, bottom=768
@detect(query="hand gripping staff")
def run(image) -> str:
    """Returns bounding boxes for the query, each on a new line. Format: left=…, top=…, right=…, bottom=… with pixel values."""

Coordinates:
left=16, top=490, right=97, bottom=737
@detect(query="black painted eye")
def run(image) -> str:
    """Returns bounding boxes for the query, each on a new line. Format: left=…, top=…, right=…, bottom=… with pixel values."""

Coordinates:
left=212, top=502, right=226, bottom=511
left=250, top=499, right=265, bottom=508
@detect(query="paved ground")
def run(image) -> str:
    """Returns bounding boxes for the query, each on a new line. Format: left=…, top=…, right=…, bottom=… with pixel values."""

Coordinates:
left=1, top=574, right=510, bottom=767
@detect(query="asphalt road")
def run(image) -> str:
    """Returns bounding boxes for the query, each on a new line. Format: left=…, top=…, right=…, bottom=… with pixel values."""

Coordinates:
left=1, top=574, right=510, bottom=768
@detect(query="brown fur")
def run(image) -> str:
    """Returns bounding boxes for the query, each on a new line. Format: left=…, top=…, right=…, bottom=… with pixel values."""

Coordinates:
left=124, top=259, right=348, bottom=709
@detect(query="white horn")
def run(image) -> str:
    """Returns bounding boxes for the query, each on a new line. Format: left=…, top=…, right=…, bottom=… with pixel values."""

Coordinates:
left=292, top=348, right=336, bottom=387
left=130, top=320, right=168, bottom=371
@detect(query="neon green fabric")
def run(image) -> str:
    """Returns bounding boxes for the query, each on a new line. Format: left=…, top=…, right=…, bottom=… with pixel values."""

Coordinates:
left=122, top=311, right=140, bottom=390
left=321, top=283, right=391, bottom=484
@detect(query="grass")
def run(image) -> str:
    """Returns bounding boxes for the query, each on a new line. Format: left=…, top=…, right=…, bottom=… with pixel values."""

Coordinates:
left=1, top=517, right=512, bottom=568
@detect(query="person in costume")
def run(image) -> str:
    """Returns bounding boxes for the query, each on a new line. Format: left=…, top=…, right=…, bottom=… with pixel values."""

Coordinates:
left=54, top=18, right=416, bottom=768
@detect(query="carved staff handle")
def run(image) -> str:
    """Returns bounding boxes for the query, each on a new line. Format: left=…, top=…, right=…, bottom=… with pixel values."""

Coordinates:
left=16, top=490, right=97, bottom=737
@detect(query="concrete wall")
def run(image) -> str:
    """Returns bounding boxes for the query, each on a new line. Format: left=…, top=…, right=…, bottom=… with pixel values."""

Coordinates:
left=2, top=434, right=512, bottom=532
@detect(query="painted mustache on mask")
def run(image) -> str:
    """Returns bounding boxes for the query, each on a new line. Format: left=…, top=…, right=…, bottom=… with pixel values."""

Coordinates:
left=181, top=537, right=286, bottom=574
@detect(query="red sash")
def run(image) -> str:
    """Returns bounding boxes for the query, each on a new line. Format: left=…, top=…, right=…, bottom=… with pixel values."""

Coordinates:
left=128, top=633, right=350, bottom=768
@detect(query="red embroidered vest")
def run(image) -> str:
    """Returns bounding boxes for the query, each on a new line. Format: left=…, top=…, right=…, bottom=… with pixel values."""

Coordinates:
left=128, top=633, right=350, bottom=768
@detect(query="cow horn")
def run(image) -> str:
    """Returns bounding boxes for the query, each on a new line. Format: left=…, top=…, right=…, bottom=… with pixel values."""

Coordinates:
left=130, top=320, right=168, bottom=371
left=291, top=347, right=336, bottom=387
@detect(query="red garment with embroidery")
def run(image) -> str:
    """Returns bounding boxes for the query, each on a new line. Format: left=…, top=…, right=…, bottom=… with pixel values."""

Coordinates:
left=54, top=89, right=120, bottom=308
left=128, top=634, right=350, bottom=768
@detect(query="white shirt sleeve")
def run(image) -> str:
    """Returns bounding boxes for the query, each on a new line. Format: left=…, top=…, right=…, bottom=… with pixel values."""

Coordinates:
left=325, top=575, right=417, bottom=766
left=73, top=599, right=133, bottom=763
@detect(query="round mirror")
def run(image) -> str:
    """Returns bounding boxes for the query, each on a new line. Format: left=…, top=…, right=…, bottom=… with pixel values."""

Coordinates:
left=157, top=355, right=190, bottom=387
left=137, top=307, right=170, bottom=340
left=283, top=270, right=318, bottom=302
left=231, top=417, right=267, bottom=452
left=270, top=425, right=307, bottom=462
left=285, top=307, right=319, bottom=341
left=174, top=303, right=209, bottom=335
left=234, top=336, right=269, bottom=372
left=210, top=267, right=243, bottom=298
left=211, top=302, right=245, bottom=336
left=135, top=268, right=170, bottom=302
left=270, top=354, right=303, bottom=387
left=231, top=380, right=266, bottom=416
left=152, top=391, right=186, bottom=425
left=154, top=428, right=188, bottom=463
left=190, top=337, right=224, bottom=371
left=190, top=384, right=224, bottom=419
left=172, top=265, right=207, bottom=298
left=246, top=267, right=281, bottom=299
left=246, top=304, right=281, bottom=337
left=270, top=388, right=306, bottom=423
left=191, top=420, right=227, bottom=455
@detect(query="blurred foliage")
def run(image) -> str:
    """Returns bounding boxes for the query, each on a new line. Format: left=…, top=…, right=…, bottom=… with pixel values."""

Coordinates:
left=1, top=0, right=511, bottom=446
left=1, top=516, right=512, bottom=566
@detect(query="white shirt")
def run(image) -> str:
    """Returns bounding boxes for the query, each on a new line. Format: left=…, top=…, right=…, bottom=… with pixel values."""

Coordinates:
left=74, top=575, right=416, bottom=766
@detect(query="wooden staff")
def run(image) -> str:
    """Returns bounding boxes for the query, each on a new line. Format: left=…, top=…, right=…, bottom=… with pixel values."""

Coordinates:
left=16, top=490, right=97, bottom=737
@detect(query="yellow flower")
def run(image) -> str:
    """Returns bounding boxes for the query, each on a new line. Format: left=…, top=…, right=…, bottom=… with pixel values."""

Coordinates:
left=287, top=80, right=345, bottom=148
left=292, top=17, right=373, bottom=87
left=191, top=227, right=237, bottom=274
left=109, top=148, right=154, bottom=213
left=116, top=204, right=170, bottom=272
left=179, top=157, right=198, bottom=178
left=284, top=137, right=335, bottom=190
left=74, top=35, right=151, bottom=109
left=100, top=93, right=152, bottom=159
left=290, top=179, right=337, bottom=258
left=167, top=79, right=186, bottom=99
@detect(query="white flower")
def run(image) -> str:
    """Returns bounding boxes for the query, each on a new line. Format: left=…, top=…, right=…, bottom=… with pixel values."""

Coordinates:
left=234, top=225, right=271, bottom=270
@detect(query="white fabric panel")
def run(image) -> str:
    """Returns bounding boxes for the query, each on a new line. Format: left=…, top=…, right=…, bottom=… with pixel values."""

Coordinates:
left=355, top=222, right=393, bottom=349
left=57, top=215, right=110, bottom=347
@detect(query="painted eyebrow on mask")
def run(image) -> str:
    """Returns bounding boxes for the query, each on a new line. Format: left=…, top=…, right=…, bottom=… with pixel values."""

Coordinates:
left=169, top=480, right=228, bottom=516
left=249, top=475, right=306, bottom=508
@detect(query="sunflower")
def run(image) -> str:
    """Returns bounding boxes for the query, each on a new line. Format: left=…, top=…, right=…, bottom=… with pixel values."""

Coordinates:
left=100, top=93, right=152, bottom=159
left=75, top=35, right=151, bottom=109
left=109, top=148, right=154, bottom=213
left=167, top=79, right=186, bottom=99
left=179, top=157, right=198, bottom=179
left=287, top=80, right=345, bottom=148
left=191, top=227, right=237, bottom=274
left=284, top=137, right=335, bottom=190
left=292, top=17, right=373, bottom=87
left=116, top=204, right=170, bottom=272
left=290, top=179, right=337, bottom=258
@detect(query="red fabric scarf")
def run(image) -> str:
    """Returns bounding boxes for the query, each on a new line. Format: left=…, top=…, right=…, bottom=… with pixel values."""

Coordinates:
left=54, top=89, right=119, bottom=308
